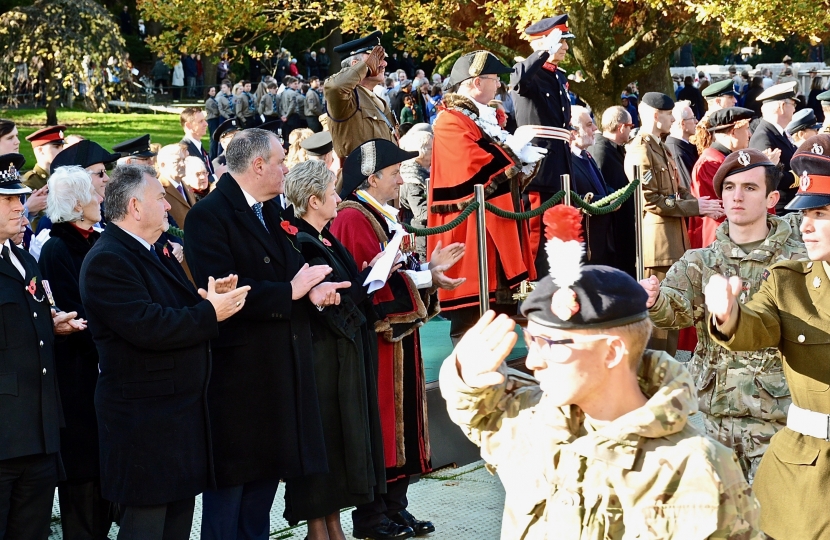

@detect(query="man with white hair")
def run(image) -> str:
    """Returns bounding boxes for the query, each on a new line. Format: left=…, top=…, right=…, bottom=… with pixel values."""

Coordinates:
left=664, top=100, right=698, bottom=191
left=748, top=82, right=798, bottom=213
left=156, top=143, right=196, bottom=230
left=398, top=128, right=433, bottom=260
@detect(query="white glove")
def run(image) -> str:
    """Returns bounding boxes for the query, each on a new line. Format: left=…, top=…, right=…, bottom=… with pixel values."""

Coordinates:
left=518, top=145, right=547, bottom=164
left=529, top=29, right=563, bottom=56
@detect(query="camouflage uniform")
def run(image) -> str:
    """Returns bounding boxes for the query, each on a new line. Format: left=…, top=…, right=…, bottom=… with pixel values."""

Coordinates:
left=439, top=350, right=762, bottom=539
left=649, top=214, right=806, bottom=481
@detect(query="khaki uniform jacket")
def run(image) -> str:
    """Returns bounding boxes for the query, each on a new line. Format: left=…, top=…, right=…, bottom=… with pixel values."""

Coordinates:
left=22, top=164, right=49, bottom=191
left=711, top=259, right=830, bottom=539
left=625, top=133, right=699, bottom=267
left=324, top=61, right=397, bottom=158
left=439, top=350, right=761, bottom=539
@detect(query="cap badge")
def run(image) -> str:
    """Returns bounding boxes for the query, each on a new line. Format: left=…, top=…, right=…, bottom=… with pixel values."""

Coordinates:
left=468, top=51, right=488, bottom=78
left=550, top=287, right=579, bottom=320
left=59, top=131, right=64, bottom=139
left=812, top=143, right=824, bottom=155
left=800, top=171, right=812, bottom=191
left=737, top=150, right=751, bottom=166
left=360, top=140, right=377, bottom=177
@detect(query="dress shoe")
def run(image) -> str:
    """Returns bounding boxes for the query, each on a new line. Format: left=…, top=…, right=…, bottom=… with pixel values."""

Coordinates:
left=353, top=518, right=415, bottom=539
left=390, top=509, right=435, bottom=536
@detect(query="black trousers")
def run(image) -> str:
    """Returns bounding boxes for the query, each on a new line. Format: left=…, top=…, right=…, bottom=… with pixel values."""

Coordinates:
left=117, top=497, right=195, bottom=540
left=58, top=478, right=112, bottom=540
left=351, top=476, right=409, bottom=529
left=0, top=453, right=59, bottom=540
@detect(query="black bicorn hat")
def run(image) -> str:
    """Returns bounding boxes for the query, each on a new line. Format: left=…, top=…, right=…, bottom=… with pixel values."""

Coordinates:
left=112, top=134, right=155, bottom=158
left=449, top=51, right=512, bottom=87
left=521, top=267, right=649, bottom=330
left=701, top=78, right=738, bottom=99
left=707, top=107, right=754, bottom=132
left=786, top=108, right=821, bottom=136
left=340, top=138, right=417, bottom=199
left=50, top=140, right=120, bottom=174
left=524, top=14, right=574, bottom=39
left=213, top=118, right=240, bottom=143
left=300, top=131, right=333, bottom=157
left=712, top=148, right=775, bottom=197
left=0, top=154, right=32, bottom=195
left=333, top=31, right=383, bottom=56
left=641, top=92, right=674, bottom=111
left=786, top=134, right=830, bottom=211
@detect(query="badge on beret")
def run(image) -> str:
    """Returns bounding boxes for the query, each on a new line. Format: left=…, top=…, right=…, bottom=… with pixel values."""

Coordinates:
left=801, top=171, right=812, bottom=191
left=737, top=150, right=751, bottom=166
left=812, top=143, right=824, bottom=155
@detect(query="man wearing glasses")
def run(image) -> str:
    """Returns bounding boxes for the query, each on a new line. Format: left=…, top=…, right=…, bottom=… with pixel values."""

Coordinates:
left=439, top=207, right=761, bottom=539
left=749, top=81, right=799, bottom=214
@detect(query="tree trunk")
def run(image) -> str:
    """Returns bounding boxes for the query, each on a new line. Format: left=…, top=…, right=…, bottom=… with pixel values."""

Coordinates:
left=44, top=58, right=59, bottom=126
left=636, top=55, right=673, bottom=96
left=328, top=25, right=343, bottom=71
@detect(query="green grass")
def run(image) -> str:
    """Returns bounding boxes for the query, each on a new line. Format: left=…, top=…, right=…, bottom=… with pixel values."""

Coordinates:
left=0, top=109, right=210, bottom=168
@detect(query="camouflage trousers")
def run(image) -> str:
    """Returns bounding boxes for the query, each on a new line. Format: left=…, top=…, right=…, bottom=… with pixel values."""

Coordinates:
left=702, top=414, right=785, bottom=484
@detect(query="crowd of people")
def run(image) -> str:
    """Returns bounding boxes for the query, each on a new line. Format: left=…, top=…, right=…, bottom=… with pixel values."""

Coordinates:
left=4, top=11, right=830, bottom=540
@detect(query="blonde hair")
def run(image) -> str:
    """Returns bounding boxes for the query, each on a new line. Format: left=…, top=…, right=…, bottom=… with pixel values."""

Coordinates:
left=580, top=317, right=653, bottom=370
left=285, top=128, right=314, bottom=169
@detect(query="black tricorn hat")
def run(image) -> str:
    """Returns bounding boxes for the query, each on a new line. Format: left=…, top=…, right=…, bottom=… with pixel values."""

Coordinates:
left=449, top=51, right=512, bottom=86
left=50, top=140, right=120, bottom=174
left=340, top=138, right=417, bottom=199
left=0, top=153, right=32, bottom=195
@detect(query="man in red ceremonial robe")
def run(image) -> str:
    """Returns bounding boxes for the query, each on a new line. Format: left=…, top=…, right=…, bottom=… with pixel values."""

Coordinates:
left=331, top=138, right=465, bottom=540
left=429, top=50, right=545, bottom=343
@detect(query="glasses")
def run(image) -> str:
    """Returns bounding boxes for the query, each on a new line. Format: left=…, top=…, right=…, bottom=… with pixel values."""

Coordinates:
left=88, top=169, right=107, bottom=179
left=522, top=328, right=613, bottom=354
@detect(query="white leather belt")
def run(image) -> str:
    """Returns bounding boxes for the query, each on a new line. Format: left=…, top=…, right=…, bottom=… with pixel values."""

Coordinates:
left=787, top=403, right=830, bottom=440
left=521, top=125, right=572, bottom=143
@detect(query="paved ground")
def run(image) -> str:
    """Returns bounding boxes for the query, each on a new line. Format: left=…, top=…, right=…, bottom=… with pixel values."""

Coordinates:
left=47, top=461, right=505, bottom=540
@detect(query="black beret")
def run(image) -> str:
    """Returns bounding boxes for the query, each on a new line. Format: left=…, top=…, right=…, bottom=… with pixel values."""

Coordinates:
left=300, top=131, right=333, bottom=156
left=786, top=108, right=821, bottom=135
left=701, top=78, right=738, bottom=99
left=213, top=118, right=240, bottom=143
left=520, top=267, right=649, bottom=330
left=340, top=139, right=417, bottom=199
left=712, top=149, right=774, bottom=197
left=707, top=107, right=754, bottom=132
left=641, top=92, right=674, bottom=111
left=333, top=31, right=382, bottom=56
left=524, top=14, right=574, bottom=38
left=0, top=153, right=31, bottom=195
left=449, top=51, right=512, bottom=86
left=50, top=140, right=120, bottom=174
left=787, top=134, right=830, bottom=211
left=112, top=134, right=155, bottom=158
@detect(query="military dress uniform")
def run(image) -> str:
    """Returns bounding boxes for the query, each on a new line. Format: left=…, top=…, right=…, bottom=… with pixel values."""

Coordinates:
left=710, top=134, right=830, bottom=539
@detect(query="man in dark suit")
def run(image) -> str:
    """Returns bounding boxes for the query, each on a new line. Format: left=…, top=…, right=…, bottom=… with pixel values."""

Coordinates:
left=589, top=105, right=637, bottom=278
left=677, top=76, right=705, bottom=120
left=79, top=165, right=250, bottom=540
left=184, top=129, right=348, bottom=540
left=180, top=106, right=215, bottom=177
left=0, top=153, right=86, bottom=540
left=569, top=106, right=614, bottom=266
left=749, top=81, right=798, bottom=213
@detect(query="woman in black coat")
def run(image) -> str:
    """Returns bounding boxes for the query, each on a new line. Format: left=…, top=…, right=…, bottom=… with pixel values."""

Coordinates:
left=283, top=160, right=386, bottom=540
left=38, top=165, right=110, bottom=540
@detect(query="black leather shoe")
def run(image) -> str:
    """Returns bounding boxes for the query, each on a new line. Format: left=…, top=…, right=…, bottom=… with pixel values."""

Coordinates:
left=353, top=518, right=415, bottom=539
left=390, top=510, right=436, bottom=536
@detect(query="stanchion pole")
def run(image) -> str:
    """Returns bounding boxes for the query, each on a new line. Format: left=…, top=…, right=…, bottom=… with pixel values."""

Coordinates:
left=633, top=166, right=645, bottom=281
left=562, top=174, right=571, bottom=206
left=474, top=184, right=489, bottom=316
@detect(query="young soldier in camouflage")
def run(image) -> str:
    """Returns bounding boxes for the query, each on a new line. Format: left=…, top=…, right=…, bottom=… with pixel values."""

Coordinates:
left=641, top=148, right=806, bottom=482
left=440, top=206, right=761, bottom=539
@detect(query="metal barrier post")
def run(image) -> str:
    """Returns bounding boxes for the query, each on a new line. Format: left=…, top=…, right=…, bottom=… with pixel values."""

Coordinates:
left=474, top=185, right=490, bottom=316
left=633, top=166, right=645, bottom=281
left=562, top=174, right=571, bottom=206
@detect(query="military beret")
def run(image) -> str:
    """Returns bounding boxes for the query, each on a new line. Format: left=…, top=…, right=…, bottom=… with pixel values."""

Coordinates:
left=755, top=81, right=799, bottom=103
left=641, top=92, right=673, bottom=111
left=0, top=153, right=32, bottom=195
left=787, top=108, right=821, bottom=136
left=333, top=31, right=382, bottom=56
left=300, top=131, right=333, bottom=157
left=524, top=14, right=574, bottom=39
left=449, top=51, right=512, bottom=86
left=340, top=138, right=417, bottom=199
left=787, top=134, right=830, bottom=211
left=816, top=90, right=830, bottom=102
left=521, top=267, right=649, bottom=330
left=707, top=107, right=754, bottom=132
left=112, top=134, right=155, bottom=158
left=712, top=149, right=774, bottom=197
left=26, top=125, right=66, bottom=148
left=50, top=140, right=120, bottom=174
left=213, top=118, right=240, bottom=143
left=702, top=78, right=738, bottom=99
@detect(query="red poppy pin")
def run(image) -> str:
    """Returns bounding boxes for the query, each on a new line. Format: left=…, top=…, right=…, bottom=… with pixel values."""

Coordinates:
left=26, top=276, right=45, bottom=302
left=320, top=235, right=332, bottom=247
left=280, top=220, right=298, bottom=235
left=163, top=245, right=170, bottom=257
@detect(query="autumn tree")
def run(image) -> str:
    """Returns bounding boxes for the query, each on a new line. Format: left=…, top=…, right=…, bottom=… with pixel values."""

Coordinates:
left=0, top=0, right=126, bottom=125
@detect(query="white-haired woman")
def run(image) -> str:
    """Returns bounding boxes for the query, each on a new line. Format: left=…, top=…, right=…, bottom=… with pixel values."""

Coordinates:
left=282, top=160, right=385, bottom=540
left=38, top=165, right=110, bottom=539
left=398, top=128, right=433, bottom=260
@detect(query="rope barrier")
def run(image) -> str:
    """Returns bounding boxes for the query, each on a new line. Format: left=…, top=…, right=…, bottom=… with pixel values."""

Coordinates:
left=403, top=202, right=479, bottom=236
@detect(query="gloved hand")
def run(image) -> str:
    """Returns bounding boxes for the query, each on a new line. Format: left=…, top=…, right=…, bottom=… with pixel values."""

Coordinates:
left=518, top=144, right=547, bottom=164
left=529, top=29, right=563, bottom=56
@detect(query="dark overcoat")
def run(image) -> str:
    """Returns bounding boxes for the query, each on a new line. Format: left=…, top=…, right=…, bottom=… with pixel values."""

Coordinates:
left=79, top=223, right=218, bottom=505
left=183, top=174, right=327, bottom=487
left=748, top=119, right=797, bottom=213
left=570, top=151, right=614, bottom=267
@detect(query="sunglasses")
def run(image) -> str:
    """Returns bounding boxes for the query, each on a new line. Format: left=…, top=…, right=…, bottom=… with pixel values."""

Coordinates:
left=88, top=169, right=107, bottom=179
